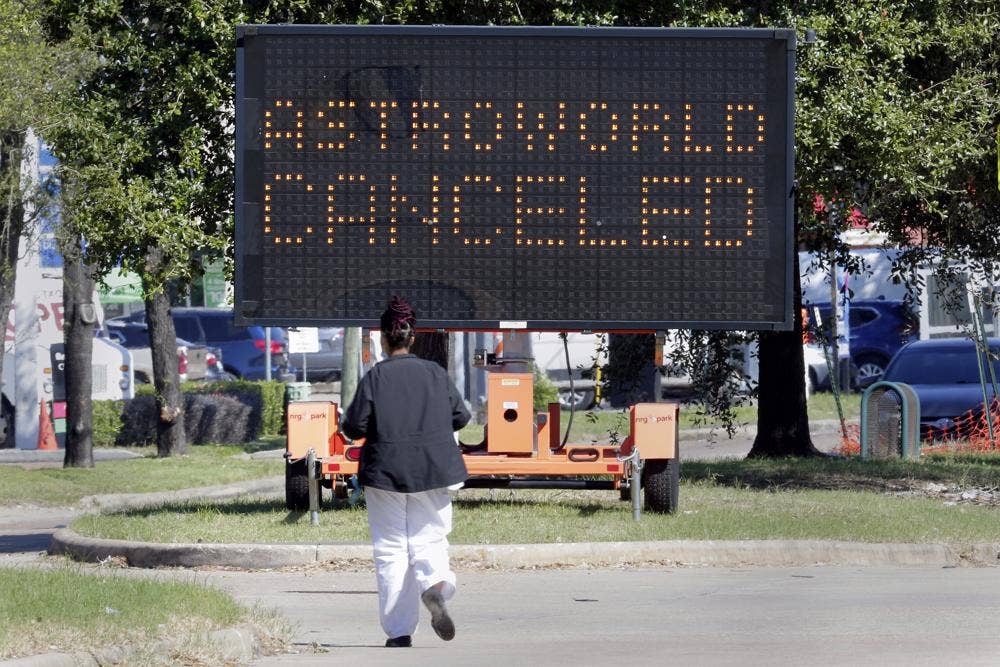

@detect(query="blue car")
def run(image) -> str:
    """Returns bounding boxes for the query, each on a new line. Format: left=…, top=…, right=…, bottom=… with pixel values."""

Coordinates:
left=110, top=308, right=294, bottom=380
left=881, top=337, right=999, bottom=439
left=807, top=299, right=918, bottom=387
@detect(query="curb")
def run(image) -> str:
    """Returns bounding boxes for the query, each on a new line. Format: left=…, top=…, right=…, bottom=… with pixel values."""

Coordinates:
left=50, top=528, right=1000, bottom=569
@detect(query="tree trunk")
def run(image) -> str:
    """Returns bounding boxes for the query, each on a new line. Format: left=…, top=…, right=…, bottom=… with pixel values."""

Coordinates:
left=412, top=331, right=448, bottom=370
left=747, top=249, right=822, bottom=458
left=61, top=224, right=95, bottom=468
left=143, top=246, right=185, bottom=457
left=0, top=131, right=26, bottom=434
left=605, top=333, right=658, bottom=408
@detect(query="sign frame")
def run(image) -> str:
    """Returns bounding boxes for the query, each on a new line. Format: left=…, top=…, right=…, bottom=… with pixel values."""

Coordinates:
left=235, top=24, right=796, bottom=331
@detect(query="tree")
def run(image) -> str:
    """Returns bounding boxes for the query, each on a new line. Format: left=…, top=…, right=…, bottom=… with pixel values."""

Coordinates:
left=44, top=0, right=253, bottom=456
left=0, top=0, right=87, bottom=432
left=542, top=0, right=999, bottom=457
left=43, top=0, right=382, bottom=457
left=44, top=0, right=999, bottom=462
left=748, top=0, right=1000, bottom=456
left=57, top=180, right=96, bottom=467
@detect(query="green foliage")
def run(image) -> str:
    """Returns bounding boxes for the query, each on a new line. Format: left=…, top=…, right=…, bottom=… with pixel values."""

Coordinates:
left=43, top=0, right=244, bottom=290
left=186, top=379, right=286, bottom=436
left=106, top=380, right=286, bottom=445
left=90, top=399, right=123, bottom=447
left=533, top=366, right=559, bottom=411
left=35, top=0, right=999, bottom=450
left=0, top=0, right=91, bottom=132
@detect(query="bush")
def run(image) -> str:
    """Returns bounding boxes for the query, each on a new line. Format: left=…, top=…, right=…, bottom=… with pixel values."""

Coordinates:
left=116, top=392, right=258, bottom=446
left=117, top=395, right=159, bottom=446
left=92, top=400, right=124, bottom=448
left=184, top=380, right=286, bottom=436
left=108, top=380, right=287, bottom=446
left=533, top=366, right=559, bottom=411
left=183, top=393, right=255, bottom=444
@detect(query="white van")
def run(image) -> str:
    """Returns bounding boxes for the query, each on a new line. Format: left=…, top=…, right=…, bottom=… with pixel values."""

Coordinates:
left=1, top=270, right=134, bottom=449
left=532, top=333, right=607, bottom=410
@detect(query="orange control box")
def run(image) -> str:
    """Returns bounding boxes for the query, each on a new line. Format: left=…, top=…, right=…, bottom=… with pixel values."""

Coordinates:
left=287, top=402, right=339, bottom=460
left=486, top=373, right=535, bottom=453
left=629, top=402, right=678, bottom=459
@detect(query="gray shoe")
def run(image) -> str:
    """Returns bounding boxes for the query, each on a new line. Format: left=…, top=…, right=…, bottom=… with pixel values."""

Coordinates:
left=421, top=586, right=455, bottom=641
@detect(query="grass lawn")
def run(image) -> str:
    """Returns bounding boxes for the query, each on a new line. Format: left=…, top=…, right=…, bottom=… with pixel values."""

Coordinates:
left=0, top=566, right=288, bottom=661
left=72, top=455, right=1000, bottom=547
left=0, top=445, right=282, bottom=508
left=459, top=391, right=864, bottom=444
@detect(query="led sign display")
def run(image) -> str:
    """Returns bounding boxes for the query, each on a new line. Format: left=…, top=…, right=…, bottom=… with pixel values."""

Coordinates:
left=235, top=25, right=795, bottom=330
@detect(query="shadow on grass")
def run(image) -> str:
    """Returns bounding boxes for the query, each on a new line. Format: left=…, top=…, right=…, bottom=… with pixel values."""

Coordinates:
left=683, top=455, right=1000, bottom=492
left=118, top=495, right=614, bottom=519
left=239, top=435, right=286, bottom=454
left=453, top=497, right=610, bottom=517
left=109, top=497, right=366, bottom=519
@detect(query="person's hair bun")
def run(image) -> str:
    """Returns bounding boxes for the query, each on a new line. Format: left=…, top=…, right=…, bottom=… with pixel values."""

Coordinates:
left=380, top=296, right=417, bottom=349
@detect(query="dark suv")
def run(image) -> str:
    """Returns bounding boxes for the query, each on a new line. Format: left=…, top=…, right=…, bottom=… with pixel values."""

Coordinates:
left=111, top=308, right=293, bottom=380
left=807, top=299, right=918, bottom=387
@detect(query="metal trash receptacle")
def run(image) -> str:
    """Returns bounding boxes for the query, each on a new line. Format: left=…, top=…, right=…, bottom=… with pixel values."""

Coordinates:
left=860, top=381, right=920, bottom=460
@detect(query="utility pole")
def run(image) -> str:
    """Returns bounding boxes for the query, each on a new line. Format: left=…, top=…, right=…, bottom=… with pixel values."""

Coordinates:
left=341, top=327, right=361, bottom=409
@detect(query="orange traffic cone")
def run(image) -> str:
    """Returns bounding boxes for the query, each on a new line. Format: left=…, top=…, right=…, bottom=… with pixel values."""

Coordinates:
left=37, top=400, right=58, bottom=450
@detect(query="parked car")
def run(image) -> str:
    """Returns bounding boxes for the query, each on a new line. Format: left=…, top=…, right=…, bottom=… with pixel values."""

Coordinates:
left=110, top=308, right=292, bottom=380
left=805, top=299, right=918, bottom=389
left=105, top=321, right=228, bottom=383
left=881, top=337, right=1000, bottom=439
left=288, top=327, right=344, bottom=381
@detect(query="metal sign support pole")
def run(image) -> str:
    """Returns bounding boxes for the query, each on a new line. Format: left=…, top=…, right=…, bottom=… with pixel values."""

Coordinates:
left=264, top=328, right=272, bottom=381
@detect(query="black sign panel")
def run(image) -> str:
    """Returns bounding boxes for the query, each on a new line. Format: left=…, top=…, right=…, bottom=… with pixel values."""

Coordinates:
left=235, top=26, right=795, bottom=330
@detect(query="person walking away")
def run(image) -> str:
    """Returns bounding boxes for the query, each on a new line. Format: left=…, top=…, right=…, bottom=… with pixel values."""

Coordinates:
left=342, top=296, right=470, bottom=647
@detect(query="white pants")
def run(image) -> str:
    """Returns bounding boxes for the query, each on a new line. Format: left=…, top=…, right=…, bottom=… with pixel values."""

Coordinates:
left=365, top=486, right=457, bottom=639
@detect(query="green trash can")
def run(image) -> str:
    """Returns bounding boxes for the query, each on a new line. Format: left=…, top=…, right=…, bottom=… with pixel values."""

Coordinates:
left=860, top=381, right=921, bottom=460
left=286, top=381, right=312, bottom=402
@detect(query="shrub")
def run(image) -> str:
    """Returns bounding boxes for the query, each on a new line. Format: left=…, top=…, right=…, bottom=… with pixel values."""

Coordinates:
left=117, top=395, right=159, bottom=446
left=533, top=366, right=559, bottom=411
left=184, top=380, right=286, bottom=436
left=183, top=393, right=255, bottom=444
left=91, top=400, right=124, bottom=448
left=116, top=393, right=258, bottom=446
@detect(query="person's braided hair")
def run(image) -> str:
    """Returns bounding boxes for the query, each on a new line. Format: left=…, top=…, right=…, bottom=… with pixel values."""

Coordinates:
left=380, top=296, right=416, bottom=350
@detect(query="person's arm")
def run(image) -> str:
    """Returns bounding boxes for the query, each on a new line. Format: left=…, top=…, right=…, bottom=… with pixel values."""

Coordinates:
left=449, top=377, right=471, bottom=431
left=341, top=375, right=373, bottom=440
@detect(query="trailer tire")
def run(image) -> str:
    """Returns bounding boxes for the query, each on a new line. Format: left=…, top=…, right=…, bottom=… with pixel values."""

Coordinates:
left=285, top=458, right=310, bottom=511
left=642, top=457, right=679, bottom=514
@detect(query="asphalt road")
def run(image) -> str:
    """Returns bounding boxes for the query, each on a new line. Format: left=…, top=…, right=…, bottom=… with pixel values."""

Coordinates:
left=198, top=566, right=1000, bottom=667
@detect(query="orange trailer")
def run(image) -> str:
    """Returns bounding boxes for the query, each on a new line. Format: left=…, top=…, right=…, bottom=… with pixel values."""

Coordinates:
left=285, top=367, right=680, bottom=515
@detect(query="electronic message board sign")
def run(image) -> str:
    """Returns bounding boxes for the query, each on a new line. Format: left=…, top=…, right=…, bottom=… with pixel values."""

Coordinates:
left=235, top=26, right=795, bottom=330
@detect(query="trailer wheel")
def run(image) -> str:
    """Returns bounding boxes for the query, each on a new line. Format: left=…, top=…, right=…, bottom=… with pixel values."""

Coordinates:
left=333, top=476, right=350, bottom=500
left=285, top=458, right=310, bottom=511
left=642, top=457, right=679, bottom=514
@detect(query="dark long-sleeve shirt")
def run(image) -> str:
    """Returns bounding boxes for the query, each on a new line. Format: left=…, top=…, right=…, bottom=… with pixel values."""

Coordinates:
left=342, top=354, right=470, bottom=493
